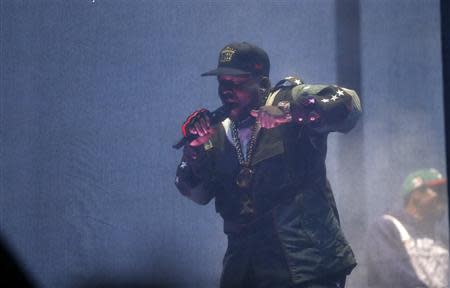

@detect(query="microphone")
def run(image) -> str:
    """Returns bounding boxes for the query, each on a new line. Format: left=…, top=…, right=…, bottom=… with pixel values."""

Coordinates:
left=172, top=104, right=235, bottom=149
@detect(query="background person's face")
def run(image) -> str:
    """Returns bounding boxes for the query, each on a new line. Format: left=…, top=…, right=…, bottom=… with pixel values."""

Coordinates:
left=416, top=186, right=447, bottom=222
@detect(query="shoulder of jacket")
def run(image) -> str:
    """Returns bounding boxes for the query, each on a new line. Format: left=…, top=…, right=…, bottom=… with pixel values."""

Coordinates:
left=272, top=76, right=331, bottom=96
left=273, top=75, right=304, bottom=91
left=266, top=76, right=304, bottom=105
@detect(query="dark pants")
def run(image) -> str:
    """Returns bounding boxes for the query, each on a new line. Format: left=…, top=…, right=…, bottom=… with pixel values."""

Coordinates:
left=242, top=265, right=346, bottom=288
left=220, top=232, right=347, bottom=288
left=220, top=229, right=293, bottom=288
left=294, top=276, right=346, bottom=288
left=224, top=261, right=346, bottom=288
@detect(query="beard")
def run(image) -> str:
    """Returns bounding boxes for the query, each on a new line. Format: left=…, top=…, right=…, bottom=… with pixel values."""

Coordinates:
left=228, top=95, right=259, bottom=124
left=219, top=86, right=262, bottom=123
left=420, top=203, right=446, bottom=225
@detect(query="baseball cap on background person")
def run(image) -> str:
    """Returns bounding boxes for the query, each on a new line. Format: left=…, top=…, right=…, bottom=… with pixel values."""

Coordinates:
left=201, top=42, right=270, bottom=77
left=402, top=168, right=447, bottom=197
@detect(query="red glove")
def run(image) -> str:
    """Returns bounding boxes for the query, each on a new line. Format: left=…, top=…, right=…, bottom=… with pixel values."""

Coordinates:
left=181, top=108, right=216, bottom=147
left=181, top=108, right=210, bottom=137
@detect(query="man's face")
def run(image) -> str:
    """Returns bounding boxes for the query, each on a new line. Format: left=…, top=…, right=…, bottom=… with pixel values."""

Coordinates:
left=217, top=75, right=260, bottom=122
left=415, top=185, right=447, bottom=222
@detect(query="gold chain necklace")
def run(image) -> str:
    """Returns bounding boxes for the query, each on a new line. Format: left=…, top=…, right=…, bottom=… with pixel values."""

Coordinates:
left=230, top=120, right=259, bottom=189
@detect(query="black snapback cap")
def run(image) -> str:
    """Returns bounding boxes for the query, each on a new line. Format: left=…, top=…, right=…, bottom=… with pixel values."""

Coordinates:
left=201, top=42, right=270, bottom=77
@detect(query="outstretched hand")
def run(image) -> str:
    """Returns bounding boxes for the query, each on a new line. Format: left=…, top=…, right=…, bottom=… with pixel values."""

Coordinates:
left=250, top=106, right=291, bottom=129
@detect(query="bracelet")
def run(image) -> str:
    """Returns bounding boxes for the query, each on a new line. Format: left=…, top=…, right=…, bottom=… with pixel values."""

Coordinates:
left=277, top=101, right=292, bottom=121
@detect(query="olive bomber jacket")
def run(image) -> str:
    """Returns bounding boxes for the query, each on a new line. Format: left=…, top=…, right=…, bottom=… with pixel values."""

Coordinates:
left=174, top=77, right=362, bottom=282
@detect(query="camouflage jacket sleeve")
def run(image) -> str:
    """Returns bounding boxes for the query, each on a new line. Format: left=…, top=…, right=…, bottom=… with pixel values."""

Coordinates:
left=174, top=144, right=215, bottom=205
left=290, top=84, right=362, bottom=134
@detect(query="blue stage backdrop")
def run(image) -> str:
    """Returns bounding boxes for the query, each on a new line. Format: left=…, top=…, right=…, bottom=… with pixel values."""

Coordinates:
left=0, top=1, right=445, bottom=287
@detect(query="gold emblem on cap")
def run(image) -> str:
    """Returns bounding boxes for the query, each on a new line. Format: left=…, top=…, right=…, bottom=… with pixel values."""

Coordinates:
left=220, top=46, right=236, bottom=63
left=412, top=177, right=424, bottom=188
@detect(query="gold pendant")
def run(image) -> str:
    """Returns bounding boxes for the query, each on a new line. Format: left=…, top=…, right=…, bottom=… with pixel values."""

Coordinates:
left=236, top=166, right=254, bottom=189
left=240, top=194, right=254, bottom=215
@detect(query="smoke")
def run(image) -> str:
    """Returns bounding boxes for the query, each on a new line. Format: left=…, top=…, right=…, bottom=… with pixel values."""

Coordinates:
left=0, top=1, right=445, bottom=287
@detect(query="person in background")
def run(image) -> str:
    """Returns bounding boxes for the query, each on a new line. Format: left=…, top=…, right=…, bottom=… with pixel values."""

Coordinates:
left=367, top=168, right=448, bottom=288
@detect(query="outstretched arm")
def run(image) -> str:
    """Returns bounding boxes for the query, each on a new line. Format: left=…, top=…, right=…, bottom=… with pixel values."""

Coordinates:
left=290, top=84, right=362, bottom=134
left=250, top=81, right=361, bottom=134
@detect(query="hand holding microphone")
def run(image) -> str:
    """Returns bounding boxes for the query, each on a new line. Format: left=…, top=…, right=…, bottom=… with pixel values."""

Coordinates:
left=182, top=108, right=216, bottom=147
left=172, top=104, right=234, bottom=149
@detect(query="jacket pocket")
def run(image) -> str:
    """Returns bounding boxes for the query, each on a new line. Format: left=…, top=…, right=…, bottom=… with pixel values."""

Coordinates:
left=299, top=186, right=349, bottom=254
left=252, top=139, right=284, bottom=166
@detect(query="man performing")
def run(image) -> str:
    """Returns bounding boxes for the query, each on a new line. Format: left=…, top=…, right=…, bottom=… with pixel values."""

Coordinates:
left=174, top=42, right=362, bottom=288
left=367, top=168, right=449, bottom=288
